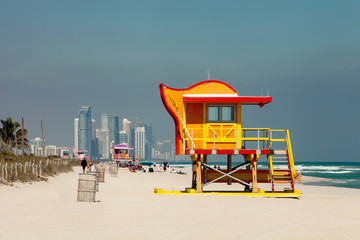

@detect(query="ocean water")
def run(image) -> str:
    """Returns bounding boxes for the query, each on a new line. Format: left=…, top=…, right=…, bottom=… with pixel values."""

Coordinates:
left=167, top=160, right=360, bottom=190
left=295, top=161, right=360, bottom=189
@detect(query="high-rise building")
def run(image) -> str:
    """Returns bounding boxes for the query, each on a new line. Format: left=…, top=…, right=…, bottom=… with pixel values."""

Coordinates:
left=91, top=119, right=97, bottom=158
left=30, top=137, right=43, bottom=156
left=145, top=124, right=153, bottom=160
left=78, top=106, right=92, bottom=158
left=122, top=118, right=131, bottom=135
left=96, top=129, right=109, bottom=160
left=130, top=126, right=135, bottom=157
left=134, top=126, right=146, bottom=159
left=91, top=119, right=96, bottom=140
left=132, top=122, right=153, bottom=160
left=119, top=130, right=129, bottom=145
left=74, top=118, right=79, bottom=154
left=101, top=114, right=119, bottom=147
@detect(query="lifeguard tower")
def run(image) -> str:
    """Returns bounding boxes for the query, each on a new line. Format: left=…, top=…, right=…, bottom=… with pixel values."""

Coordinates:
left=77, top=150, right=89, bottom=160
left=158, top=80, right=301, bottom=197
left=111, top=144, right=134, bottom=167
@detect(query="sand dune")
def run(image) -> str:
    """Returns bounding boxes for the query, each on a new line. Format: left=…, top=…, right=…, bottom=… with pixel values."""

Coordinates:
left=0, top=166, right=359, bottom=240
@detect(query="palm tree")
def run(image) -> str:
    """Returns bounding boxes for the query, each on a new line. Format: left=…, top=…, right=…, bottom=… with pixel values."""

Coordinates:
left=0, top=117, right=29, bottom=152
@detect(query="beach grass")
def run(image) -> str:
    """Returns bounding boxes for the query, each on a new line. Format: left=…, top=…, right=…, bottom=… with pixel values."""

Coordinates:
left=0, top=151, right=79, bottom=184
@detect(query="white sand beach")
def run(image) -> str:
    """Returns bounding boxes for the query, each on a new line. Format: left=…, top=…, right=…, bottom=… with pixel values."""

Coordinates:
left=1, top=166, right=360, bottom=240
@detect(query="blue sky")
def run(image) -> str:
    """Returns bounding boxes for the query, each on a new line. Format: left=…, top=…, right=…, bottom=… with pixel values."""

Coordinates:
left=1, top=1, right=359, bottom=161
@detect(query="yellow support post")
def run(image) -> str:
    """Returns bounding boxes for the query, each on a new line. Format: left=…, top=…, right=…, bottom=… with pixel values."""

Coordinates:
left=196, top=154, right=202, bottom=193
left=252, top=159, right=258, bottom=193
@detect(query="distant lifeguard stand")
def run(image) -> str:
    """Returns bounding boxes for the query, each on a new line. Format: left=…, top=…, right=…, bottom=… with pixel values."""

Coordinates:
left=111, top=144, right=134, bottom=167
left=159, top=80, right=301, bottom=197
left=62, top=151, right=71, bottom=159
left=77, top=150, right=89, bottom=160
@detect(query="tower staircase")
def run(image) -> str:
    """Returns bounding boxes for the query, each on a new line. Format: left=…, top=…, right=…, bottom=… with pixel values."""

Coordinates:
left=268, top=130, right=296, bottom=193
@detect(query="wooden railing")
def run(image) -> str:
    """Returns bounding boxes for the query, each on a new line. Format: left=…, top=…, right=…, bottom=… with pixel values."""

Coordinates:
left=113, top=154, right=133, bottom=160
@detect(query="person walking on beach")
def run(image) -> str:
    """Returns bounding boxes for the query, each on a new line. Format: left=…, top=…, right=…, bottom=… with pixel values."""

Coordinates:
left=163, top=161, right=167, bottom=172
left=88, top=160, right=93, bottom=172
left=81, top=158, right=87, bottom=173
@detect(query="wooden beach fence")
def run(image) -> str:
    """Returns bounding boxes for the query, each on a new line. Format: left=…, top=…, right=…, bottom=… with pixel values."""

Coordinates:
left=0, top=160, right=69, bottom=183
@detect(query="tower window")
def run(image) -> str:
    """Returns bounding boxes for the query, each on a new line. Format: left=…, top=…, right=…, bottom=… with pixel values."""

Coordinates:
left=207, top=105, right=236, bottom=123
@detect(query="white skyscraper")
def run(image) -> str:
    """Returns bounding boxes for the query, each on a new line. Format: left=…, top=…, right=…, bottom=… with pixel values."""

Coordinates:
left=135, top=126, right=146, bottom=159
left=74, top=118, right=79, bottom=154
left=122, top=118, right=131, bottom=135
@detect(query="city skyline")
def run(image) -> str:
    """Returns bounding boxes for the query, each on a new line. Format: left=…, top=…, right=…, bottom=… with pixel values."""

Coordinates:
left=29, top=105, right=176, bottom=160
left=72, top=105, right=173, bottom=160
left=29, top=119, right=176, bottom=161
